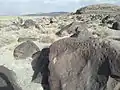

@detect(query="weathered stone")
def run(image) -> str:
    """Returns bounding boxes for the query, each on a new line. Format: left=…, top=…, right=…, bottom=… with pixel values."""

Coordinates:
left=48, top=37, right=112, bottom=90
left=32, top=37, right=119, bottom=90
left=0, top=66, right=21, bottom=90
left=13, top=40, right=40, bottom=59
left=56, top=21, right=89, bottom=37
left=22, top=19, right=36, bottom=28
left=112, top=22, right=120, bottom=30
left=31, top=48, right=50, bottom=90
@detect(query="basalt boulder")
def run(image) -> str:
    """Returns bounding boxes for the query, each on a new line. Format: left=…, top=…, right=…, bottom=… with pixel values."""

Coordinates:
left=32, top=37, right=119, bottom=90
left=56, top=21, right=89, bottom=37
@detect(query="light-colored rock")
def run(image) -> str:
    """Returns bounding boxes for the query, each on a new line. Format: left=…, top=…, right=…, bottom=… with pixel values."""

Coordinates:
left=13, top=40, right=40, bottom=59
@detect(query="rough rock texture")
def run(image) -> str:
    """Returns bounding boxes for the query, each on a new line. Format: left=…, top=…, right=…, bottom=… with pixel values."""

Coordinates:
left=0, top=66, right=22, bottom=90
left=76, top=4, right=120, bottom=15
left=56, top=21, right=89, bottom=37
left=48, top=37, right=113, bottom=90
left=13, top=40, right=40, bottom=59
left=22, top=19, right=38, bottom=29
left=1, top=3, right=120, bottom=90
left=31, top=48, right=50, bottom=90
left=32, top=37, right=120, bottom=90
left=112, top=22, right=120, bottom=30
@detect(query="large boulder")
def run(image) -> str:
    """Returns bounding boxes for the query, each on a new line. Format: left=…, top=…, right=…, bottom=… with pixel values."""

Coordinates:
left=56, top=21, right=89, bottom=37
left=13, top=40, right=40, bottom=60
left=48, top=37, right=113, bottom=90
left=0, top=66, right=21, bottom=90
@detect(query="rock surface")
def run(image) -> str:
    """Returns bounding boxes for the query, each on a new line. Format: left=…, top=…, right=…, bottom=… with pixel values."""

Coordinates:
left=112, top=22, right=120, bottom=30
left=13, top=40, right=40, bottom=59
left=76, top=4, right=120, bottom=15
left=0, top=66, right=22, bottom=90
left=48, top=37, right=112, bottom=90
left=56, top=21, right=88, bottom=37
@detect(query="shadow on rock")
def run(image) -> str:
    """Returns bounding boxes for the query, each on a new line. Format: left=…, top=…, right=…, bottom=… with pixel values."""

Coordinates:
left=0, top=72, right=14, bottom=90
left=31, top=48, right=50, bottom=90
left=98, top=56, right=111, bottom=76
left=0, top=66, right=22, bottom=90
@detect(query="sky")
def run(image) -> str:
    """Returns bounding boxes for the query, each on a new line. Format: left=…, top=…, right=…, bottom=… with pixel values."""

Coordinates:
left=0, top=0, right=120, bottom=15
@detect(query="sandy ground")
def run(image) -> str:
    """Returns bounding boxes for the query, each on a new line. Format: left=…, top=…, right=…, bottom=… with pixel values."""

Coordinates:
left=0, top=16, right=56, bottom=90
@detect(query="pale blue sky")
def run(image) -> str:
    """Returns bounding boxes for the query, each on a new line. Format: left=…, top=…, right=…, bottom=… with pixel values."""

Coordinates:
left=0, top=0, right=120, bottom=15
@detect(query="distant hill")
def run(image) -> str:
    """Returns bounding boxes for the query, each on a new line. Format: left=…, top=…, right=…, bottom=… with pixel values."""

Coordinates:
left=75, top=4, right=120, bottom=15
left=24, top=12, right=69, bottom=16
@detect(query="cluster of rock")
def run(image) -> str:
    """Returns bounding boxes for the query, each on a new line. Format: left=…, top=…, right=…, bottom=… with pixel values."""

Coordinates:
left=31, top=4, right=120, bottom=90
left=12, top=17, right=41, bottom=29
left=2, top=3, right=120, bottom=90
left=76, top=4, right=120, bottom=15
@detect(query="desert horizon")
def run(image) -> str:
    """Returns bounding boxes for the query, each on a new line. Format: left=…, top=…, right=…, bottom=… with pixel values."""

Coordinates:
left=0, top=1, right=120, bottom=90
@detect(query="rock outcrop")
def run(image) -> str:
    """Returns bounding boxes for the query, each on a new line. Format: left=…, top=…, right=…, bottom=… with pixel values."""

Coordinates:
left=32, top=36, right=120, bottom=90
left=48, top=37, right=111, bottom=90
left=76, top=4, right=120, bottom=15
left=56, top=21, right=89, bottom=37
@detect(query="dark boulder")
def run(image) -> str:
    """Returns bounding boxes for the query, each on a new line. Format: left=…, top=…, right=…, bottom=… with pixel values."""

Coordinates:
left=56, top=22, right=89, bottom=37
left=32, top=36, right=120, bottom=90
left=48, top=37, right=112, bottom=90
left=112, top=22, right=120, bottom=30
left=31, top=48, right=50, bottom=90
